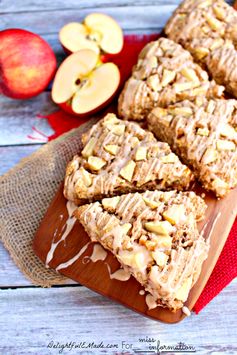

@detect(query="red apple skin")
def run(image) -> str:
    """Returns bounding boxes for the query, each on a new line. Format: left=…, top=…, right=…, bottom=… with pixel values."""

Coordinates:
left=100, top=50, right=123, bottom=63
left=58, top=81, right=120, bottom=118
left=61, top=44, right=72, bottom=56
left=0, top=29, right=57, bottom=99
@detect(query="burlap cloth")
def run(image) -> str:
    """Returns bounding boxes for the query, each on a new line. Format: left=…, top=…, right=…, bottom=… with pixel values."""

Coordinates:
left=0, top=119, right=97, bottom=287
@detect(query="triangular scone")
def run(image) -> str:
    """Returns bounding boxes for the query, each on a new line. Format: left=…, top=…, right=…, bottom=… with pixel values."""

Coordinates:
left=148, top=98, right=237, bottom=197
left=64, top=113, right=194, bottom=204
left=118, top=37, right=224, bottom=121
left=165, top=0, right=237, bottom=98
left=75, top=190, right=208, bottom=311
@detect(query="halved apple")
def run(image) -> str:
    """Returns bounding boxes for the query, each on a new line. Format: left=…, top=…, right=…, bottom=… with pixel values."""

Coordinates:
left=59, top=22, right=100, bottom=55
left=59, top=13, right=123, bottom=56
left=52, top=49, right=120, bottom=117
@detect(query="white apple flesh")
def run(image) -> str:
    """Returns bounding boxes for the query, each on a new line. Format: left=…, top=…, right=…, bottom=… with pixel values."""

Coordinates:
left=59, top=23, right=100, bottom=55
left=72, top=62, right=120, bottom=114
left=52, top=49, right=120, bottom=116
left=59, top=13, right=123, bottom=55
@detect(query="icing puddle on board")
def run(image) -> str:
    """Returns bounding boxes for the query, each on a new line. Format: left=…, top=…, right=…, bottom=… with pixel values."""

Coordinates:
left=109, top=268, right=131, bottom=281
left=145, top=294, right=158, bottom=310
left=82, top=244, right=108, bottom=265
left=105, top=263, right=131, bottom=281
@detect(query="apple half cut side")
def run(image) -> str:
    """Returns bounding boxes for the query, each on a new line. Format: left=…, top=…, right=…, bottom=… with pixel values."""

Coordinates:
left=59, top=13, right=123, bottom=56
left=59, top=23, right=100, bottom=55
left=52, top=49, right=120, bottom=117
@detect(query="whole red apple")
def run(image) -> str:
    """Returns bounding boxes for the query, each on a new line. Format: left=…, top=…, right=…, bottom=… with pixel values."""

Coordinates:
left=0, top=29, right=57, bottom=99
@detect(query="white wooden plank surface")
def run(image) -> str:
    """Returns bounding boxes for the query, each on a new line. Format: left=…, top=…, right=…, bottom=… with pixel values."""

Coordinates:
left=0, top=283, right=237, bottom=354
left=0, top=145, right=42, bottom=174
left=0, top=4, right=175, bottom=34
left=0, top=244, right=33, bottom=286
left=0, top=0, right=232, bottom=13
left=0, top=94, right=55, bottom=146
left=0, top=0, right=183, bottom=12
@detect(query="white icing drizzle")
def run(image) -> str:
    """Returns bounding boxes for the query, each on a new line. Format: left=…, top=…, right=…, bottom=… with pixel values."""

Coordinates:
left=199, top=221, right=209, bottom=238
left=82, top=256, right=91, bottom=265
left=110, top=269, right=131, bottom=281
left=145, top=293, right=158, bottom=310
left=182, top=306, right=191, bottom=317
left=105, top=263, right=131, bottom=281
left=66, top=201, right=78, bottom=217
left=139, top=290, right=145, bottom=296
left=90, top=244, right=107, bottom=263
left=207, top=212, right=221, bottom=242
left=56, top=242, right=90, bottom=271
left=45, top=201, right=77, bottom=268
left=116, top=194, right=132, bottom=215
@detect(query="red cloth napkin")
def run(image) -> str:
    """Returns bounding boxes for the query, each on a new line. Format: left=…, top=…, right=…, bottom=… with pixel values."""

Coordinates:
left=36, top=34, right=237, bottom=313
left=193, top=217, right=237, bottom=313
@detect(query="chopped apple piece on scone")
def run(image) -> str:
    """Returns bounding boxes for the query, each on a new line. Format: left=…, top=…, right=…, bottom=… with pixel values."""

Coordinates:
left=52, top=49, right=120, bottom=116
left=148, top=98, right=237, bottom=197
left=64, top=113, right=194, bottom=205
left=59, top=13, right=123, bottom=55
left=74, top=190, right=208, bottom=311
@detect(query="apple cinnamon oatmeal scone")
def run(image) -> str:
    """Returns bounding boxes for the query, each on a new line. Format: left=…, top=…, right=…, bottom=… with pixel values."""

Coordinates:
left=165, top=0, right=237, bottom=98
left=64, top=113, right=194, bottom=204
left=148, top=98, right=237, bottom=197
left=75, top=190, right=208, bottom=311
left=118, top=37, right=224, bottom=120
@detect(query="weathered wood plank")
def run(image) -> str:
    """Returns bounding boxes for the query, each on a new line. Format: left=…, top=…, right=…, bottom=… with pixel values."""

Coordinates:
left=0, top=0, right=181, bottom=13
left=0, top=5, right=175, bottom=34
left=0, top=145, right=42, bottom=175
left=0, top=93, right=55, bottom=146
left=1, top=0, right=234, bottom=33
left=0, top=282, right=237, bottom=354
left=1, top=0, right=233, bottom=13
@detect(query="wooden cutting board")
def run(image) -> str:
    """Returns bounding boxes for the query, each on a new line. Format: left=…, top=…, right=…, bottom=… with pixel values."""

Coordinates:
left=33, top=114, right=237, bottom=323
